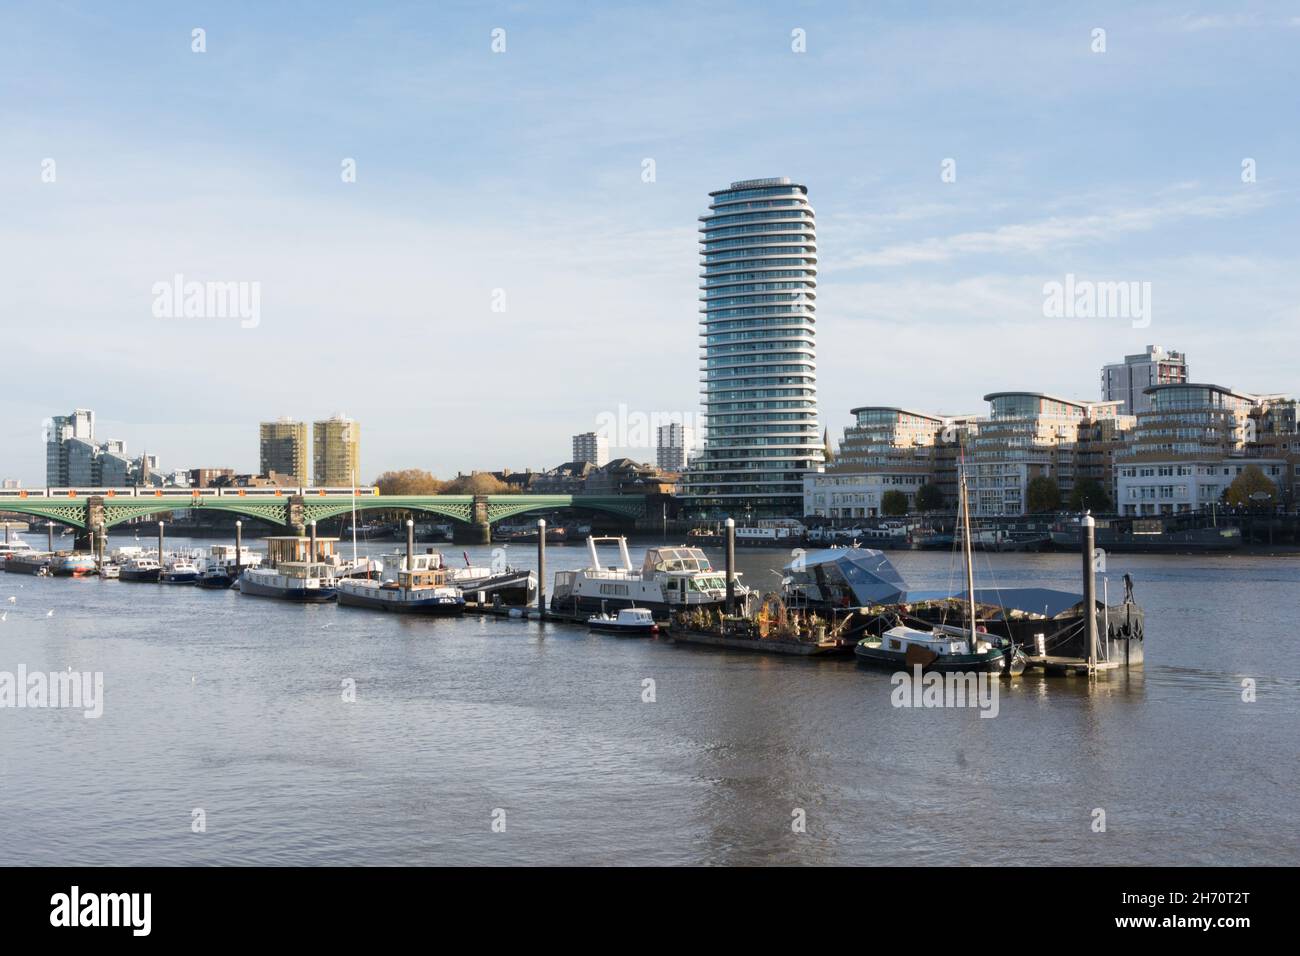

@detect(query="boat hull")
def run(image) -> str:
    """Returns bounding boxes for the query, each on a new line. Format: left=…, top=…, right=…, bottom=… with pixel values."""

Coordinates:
left=195, top=572, right=235, bottom=589
left=668, top=628, right=847, bottom=656
left=551, top=593, right=725, bottom=622
left=160, top=572, right=199, bottom=584
left=587, top=620, right=658, bottom=635
left=338, top=590, right=465, bottom=615
left=4, top=556, right=52, bottom=575
left=454, top=570, right=535, bottom=606
left=854, top=643, right=1006, bottom=673
left=119, top=567, right=162, bottom=583
left=239, top=576, right=337, bottom=602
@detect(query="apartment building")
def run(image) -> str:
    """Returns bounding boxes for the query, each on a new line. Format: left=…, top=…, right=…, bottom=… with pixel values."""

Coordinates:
left=1114, top=384, right=1296, bottom=514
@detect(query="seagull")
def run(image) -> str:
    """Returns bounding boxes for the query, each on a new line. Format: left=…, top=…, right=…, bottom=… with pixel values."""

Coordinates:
left=1, top=611, right=7, bottom=622
left=6, top=596, right=15, bottom=604
left=46, top=610, right=54, bottom=617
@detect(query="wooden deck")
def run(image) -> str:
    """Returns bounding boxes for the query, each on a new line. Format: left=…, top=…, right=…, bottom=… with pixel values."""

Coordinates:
left=1024, top=655, right=1122, bottom=675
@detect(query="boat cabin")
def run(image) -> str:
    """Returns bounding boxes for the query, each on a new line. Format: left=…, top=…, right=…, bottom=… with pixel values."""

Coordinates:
left=275, top=561, right=335, bottom=580
left=616, top=607, right=655, bottom=625
left=265, top=536, right=339, bottom=566
left=877, top=625, right=976, bottom=656
left=390, top=567, right=452, bottom=591
left=641, top=546, right=712, bottom=576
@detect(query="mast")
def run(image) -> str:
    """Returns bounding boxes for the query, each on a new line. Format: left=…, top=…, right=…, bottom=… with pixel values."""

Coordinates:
left=960, top=455, right=977, bottom=645
left=350, top=469, right=358, bottom=564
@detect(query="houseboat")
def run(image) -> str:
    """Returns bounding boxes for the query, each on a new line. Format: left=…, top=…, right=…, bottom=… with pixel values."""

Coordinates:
left=337, top=552, right=464, bottom=615
left=550, top=536, right=750, bottom=621
left=384, top=548, right=536, bottom=606
left=237, top=535, right=339, bottom=602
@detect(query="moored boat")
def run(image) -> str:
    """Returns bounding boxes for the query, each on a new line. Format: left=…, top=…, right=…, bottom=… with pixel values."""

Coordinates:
left=50, top=553, right=98, bottom=577
left=855, top=622, right=1007, bottom=673
left=160, top=556, right=201, bottom=584
left=5, top=552, right=53, bottom=575
left=119, top=555, right=162, bottom=582
left=99, top=563, right=121, bottom=580
left=194, top=544, right=261, bottom=589
left=587, top=607, right=658, bottom=635
left=338, top=553, right=464, bottom=615
left=238, top=562, right=338, bottom=602
left=388, top=548, right=536, bottom=606
left=856, top=457, right=1014, bottom=675
left=550, top=537, right=749, bottom=621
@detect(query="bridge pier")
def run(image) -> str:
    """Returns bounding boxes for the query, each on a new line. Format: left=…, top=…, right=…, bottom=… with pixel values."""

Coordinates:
left=74, top=496, right=105, bottom=552
left=453, top=495, right=492, bottom=544
left=286, top=495, right=306, bottom=535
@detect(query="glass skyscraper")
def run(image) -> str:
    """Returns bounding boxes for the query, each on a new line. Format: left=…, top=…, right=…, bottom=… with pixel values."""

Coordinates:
left=683, top=177, right=822, bottom=517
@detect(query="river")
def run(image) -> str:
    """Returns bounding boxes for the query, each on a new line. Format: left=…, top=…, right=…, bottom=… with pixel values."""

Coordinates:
left=0, top=533, right=1296, bottom=865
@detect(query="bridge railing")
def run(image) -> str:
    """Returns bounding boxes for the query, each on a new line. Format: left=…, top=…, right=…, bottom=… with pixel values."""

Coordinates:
left=0, top=486, right=382, bottom=500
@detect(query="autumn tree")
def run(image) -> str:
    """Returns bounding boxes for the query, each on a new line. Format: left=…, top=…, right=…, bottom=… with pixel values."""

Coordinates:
left=441, top=472, right=518, bottom=495
left=373, top=469, right=444, bottom=495
left=1224, top=465, right=1276, bottom=507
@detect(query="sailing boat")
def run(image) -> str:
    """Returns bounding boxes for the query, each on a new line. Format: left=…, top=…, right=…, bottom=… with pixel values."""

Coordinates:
left=854, top=458, right=1008, bottom=673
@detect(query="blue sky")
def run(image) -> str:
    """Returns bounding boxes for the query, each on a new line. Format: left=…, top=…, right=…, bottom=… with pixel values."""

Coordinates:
left=2, top=1, right=1297, bottom=484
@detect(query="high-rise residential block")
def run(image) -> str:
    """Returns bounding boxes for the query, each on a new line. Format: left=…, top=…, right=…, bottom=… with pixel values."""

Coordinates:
left=683, top=177, right=822, bottom=517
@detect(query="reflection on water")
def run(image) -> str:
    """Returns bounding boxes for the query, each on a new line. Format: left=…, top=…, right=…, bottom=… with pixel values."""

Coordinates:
left=0, top=535, right=1296, bottom=865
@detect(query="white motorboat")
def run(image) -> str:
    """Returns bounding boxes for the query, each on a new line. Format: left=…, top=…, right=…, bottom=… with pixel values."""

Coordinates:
left=551, top=536, right=750, bottom=621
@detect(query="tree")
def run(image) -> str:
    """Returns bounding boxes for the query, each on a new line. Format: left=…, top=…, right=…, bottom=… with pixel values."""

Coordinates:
left=881, top=490, right=909, bottom=516
left=374, top=469, right=444, bottom=495
left=915, top=483, right=946, bottom=512
left=1224, top=465, right=1276, bottom=508
left=1069, top=477, right=1112, bottom=513
left=441, top=472, right=518, bottom=495
left=1026, top=476, right=1061, bottom=514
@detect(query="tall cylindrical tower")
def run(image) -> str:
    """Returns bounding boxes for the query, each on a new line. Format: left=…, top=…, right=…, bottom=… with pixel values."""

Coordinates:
left=684, top=177, right=821, bottom=518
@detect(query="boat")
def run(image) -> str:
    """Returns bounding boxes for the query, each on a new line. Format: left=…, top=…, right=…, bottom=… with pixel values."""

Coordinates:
left=195, top=544, right=262, bottom=589
left=386, top=548, right=536, bottom=605
left=238, top=562, right=337, bottom=602
left=99, top=563, right=121, bottom=580
left=854, top=620, right=1008, bottom=673
left=337, top=552, right=464, bottom=615
left=855, top=461, right=1008, bottom=674
left=1049, top=517, right=1243, bottom=553
left=238, top=535, right=339, bottom=602
left=0, top=538, right=36, bottom=560
left=49, top=553, right=98, bottom=577
left=550, top=536, right=750, bottom=621
left=5, top=552, right=53, bottom=575
left=196, top=565, right=235, bottom=589
left=160, top=556, right=201, bottom=584
left=110, top=545, right=148, bottom=564
left=119, top=555, right=162, bottom=582
left=669, top=592, right=849, bottom=655
left=587, top=607, right=658, bottom=635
